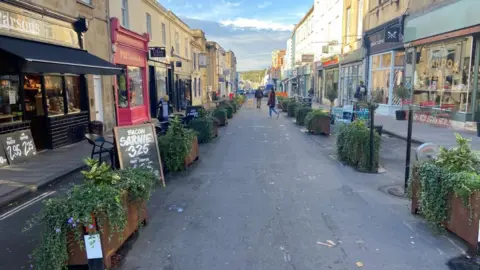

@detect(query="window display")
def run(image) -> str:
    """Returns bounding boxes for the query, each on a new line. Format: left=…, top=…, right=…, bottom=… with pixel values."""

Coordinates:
left=128, top=66, right=144, bottom=107
left=413, top=37, right=473, bottom=112
left=44, top=76, right=64, bottom=116
left=117, top=72, right=128, bottom=108
left=65, top=76, right=80, bottom=114
left=23, top=75, right=43, bottom=116
left=0, top=75, right=21, bottom=124
left=155, top=67, right=167, bottom=99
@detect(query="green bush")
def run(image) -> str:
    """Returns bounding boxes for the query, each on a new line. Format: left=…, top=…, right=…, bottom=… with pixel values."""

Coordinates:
left=336, top=120, right=380, bottom=172
left=26, top=159, right=157, bottom=269
left=295, top=106, right=313, bottom=125
left=213, top=108, right=227, bottom=126
left=304, top=109, right=329, bottom=130
left=218, top=103, right=234, bottom=118
left=281, top=100, right=290, bottom=112
left=287, top=102, right=299, bottom=117
left=188, top=117, right=214, bottom=144
left=158, top=116, right=196, bottom=172
left=228, top=101, right=237, bottom=113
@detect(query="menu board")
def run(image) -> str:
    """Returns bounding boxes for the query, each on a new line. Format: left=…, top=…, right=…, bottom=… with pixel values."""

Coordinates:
left=114, top=124, right=165, bottom=187
left=186, top=106, right=203, bottom=118
left=0, top=144, right=7, bottom=167
left=0, top=130, right=37, bottom=164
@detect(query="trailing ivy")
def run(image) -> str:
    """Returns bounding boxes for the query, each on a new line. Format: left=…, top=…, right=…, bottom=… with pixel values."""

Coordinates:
left=158, top=116, right=196, bottom=172
left=295, top=106, right=313, bottom=125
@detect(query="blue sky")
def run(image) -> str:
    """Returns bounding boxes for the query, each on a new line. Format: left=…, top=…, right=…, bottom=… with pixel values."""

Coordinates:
left=158, top=0, right=313, bottom=71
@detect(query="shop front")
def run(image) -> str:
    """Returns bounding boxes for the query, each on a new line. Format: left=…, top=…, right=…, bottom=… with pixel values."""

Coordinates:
left=365, top=16, right=405, bottom=115
left=314, top=62, right=323, bottom=103
left=404, top=0, right=480, bottom=126
left=111, top=18, right=150, bottom=126
left=322, top=56, right=340, bottom=106
left=339, top=48, right=364, bottom=106
left=0, top=3, right=121, bottom=150
left=148, top=61, right=169, bottom=119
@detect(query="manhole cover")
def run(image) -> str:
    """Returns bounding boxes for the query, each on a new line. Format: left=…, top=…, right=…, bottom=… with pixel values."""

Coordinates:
left=447, top=256, right=480, bottom=270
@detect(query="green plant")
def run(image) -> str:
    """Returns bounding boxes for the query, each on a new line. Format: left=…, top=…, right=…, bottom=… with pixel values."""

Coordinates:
left=228, top=101, right=237, bottom=113
left=116, top=167, right=158, bottom=202
left=82, top=158, right=121, bottom=185
left=213, top=108, right=227, bottom=125
left=394, top=83, right=410, bottom=101
left=218, top=103, right=234, bottom=118
left=158, top=116, right=195, bottom=172
left=326, top=84, right=338, bottom=109
left=188, top=117, right=214, bottom=143
left=336, top=120, right=380, bottom=172
left=436, top=133, right=480, bottom=173
left=304, top=109, right=329, bottom=130
left=287, top=102, right=299, bottom=117
left=295, top=106, right=313, bottom=125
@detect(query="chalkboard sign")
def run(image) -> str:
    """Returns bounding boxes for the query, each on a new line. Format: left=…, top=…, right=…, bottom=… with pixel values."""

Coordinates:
left=186, top=106, right=203, bottom=118
left=114, top=124, right=165, bottom=187
left=0, top=144, right=7, bottom=167
left=1, top=129, right=37, bottom=164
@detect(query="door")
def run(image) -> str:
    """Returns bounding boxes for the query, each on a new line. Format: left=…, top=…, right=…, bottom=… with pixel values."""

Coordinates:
left=93, top=75, right=104, bottom=122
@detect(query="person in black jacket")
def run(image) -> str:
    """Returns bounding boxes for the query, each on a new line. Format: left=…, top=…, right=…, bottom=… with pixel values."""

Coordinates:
left=255, top=89, right=263, bottom=109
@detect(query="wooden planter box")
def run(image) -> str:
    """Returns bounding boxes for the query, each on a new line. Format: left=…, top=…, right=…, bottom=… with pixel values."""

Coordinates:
left=67, top=196, right=147, bottom=268
left=184, top=136, right=199, bottom=167
left=411, top=169, right=480, bottom=255
left=212, top=122, right=218, bottom=138
left=308, top=116, right=331, bottom=135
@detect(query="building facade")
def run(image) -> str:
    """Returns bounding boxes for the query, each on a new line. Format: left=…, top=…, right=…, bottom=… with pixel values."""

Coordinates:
left=293, top=6, right=315, bottom=97
left=226, top=50, right=237, bottom=94
left=192, top=30, right=208, bottom=104
left=0, top=0, right=120, bottom=151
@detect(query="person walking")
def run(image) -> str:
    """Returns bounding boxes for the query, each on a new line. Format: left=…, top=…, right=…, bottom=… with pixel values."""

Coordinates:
left=267, top=88, right=280, bottom=119
left=255, top=88, right=263, bottom=109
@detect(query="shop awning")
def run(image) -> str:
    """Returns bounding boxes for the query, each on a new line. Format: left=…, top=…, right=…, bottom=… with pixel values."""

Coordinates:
left=0, top=36, right=123, bottom=75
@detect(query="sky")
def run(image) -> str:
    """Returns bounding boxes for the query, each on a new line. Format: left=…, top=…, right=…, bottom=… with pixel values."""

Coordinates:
left=158, top=0, right=313, bottom=71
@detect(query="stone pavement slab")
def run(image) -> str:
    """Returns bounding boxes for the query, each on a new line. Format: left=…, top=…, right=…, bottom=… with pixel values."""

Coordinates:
left=0, top=140, right=93, bottom=208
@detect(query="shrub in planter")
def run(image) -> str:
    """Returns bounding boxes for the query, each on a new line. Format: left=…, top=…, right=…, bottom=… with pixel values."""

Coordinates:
left=26, top=159, right=156, bottom=269
left=287, top=102, right=299, bottom=117
left=281, top=100, right=290, bottom=112
left=158, top=116, right=196, bottom=172
left=213, top=108, right=228, bottom=126
left=295, top=106, right=313, bottom=126
left=218, top=103, right=234, bottom=119
left=394, top=84, right=410, bottom=120
left=336, top=120, right=381, bottom=172
left=235, top=94, right=245, bottom=106
left=188, top=117, right=214, bottom=144
left=228, top=100, right=237, bottom=113
left=305, top=109, right=331, bottom=135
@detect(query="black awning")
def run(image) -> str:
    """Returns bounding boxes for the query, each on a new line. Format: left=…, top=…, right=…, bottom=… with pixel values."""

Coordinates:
left=0, top=36, right=123, bottom=75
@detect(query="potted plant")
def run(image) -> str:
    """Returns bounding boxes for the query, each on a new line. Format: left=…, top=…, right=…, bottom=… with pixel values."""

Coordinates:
left=188, top=109, right=215, bottom=144
left=218, top=102, right=234, bottom=119
left=26, top=159, right=157, bottom=269
left=295, top=106, right=313, bottom=126
left=158, top=116, right=198, bottom=171
left=326, top=84, right=338, bottom=112
left=213, top=108, right=228, bottom=126
left=394, top=84, right=410, bottom=120
left=304, top=109, right=331, bottom=135
left=287, top=101, right=299, bottom=117
left=281, top=100, right=290, bottom=112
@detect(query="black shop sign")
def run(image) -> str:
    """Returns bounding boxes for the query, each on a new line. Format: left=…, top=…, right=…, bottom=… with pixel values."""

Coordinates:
left=186, top=106, right=203, bottom=118
left=0, top=129, right=37, bottom=165
left=114, top=124, right=165, bottom=187
left=149, top=47, right=166, bottom=58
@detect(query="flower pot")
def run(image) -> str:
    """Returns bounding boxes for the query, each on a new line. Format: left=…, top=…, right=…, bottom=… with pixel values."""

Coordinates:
left=213, top=121, right=219, bottom=138
left=309, top=116, right=331, bottom=135
left=184, top=136, right=199, bottom=168
left=395, top=110, right=406, bottom=121
left=411, top=171, right=480, bottom=255
left=67, top=195, right=147, bottom=268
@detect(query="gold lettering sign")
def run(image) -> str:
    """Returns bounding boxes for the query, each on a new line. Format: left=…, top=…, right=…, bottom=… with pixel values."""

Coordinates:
left=0, top=5, right=79, bottom=48
left=120, top=51, right=142, bottom=62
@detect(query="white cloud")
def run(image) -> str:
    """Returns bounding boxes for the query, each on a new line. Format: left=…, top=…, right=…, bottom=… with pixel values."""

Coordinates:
left=257, top=2, right=272, bottom=8
left=220, top=18, right=294, bottom=32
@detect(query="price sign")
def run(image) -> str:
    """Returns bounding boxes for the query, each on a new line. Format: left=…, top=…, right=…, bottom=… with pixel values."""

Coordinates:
left=114, top=124, right=165, bottom=187
left=1, top=129, right=37, bottom=164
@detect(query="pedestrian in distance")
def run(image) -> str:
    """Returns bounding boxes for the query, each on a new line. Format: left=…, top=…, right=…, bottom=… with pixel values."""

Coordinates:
left=354, top=81, right=367, bottom=101
left=255, top=88, right=263, bottom=109
left=267, top=88, right=280, bottom=119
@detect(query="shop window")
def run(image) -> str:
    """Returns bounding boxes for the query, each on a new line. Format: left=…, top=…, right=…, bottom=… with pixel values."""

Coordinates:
left=381, top=53, right=392, bottom=68
left=371, top=69, right=390, bottom=104
left=0, top=75, right=22, bottom=124
left=65, top=76, right=81, bottom=114
left=372, top=55, right=381, bottom=69
left=44, top=76, right=65, bottom=116
left=155, top=67, right=167, bottom=100
left=127, top=66, right=144, bottom=107
left=395, top=51, right=405, bottom=67
left=117, top=72, right=128, bottom=108
left=23, top=75, right=43, bottom=116
left=413, top=37, right=473, bottom=112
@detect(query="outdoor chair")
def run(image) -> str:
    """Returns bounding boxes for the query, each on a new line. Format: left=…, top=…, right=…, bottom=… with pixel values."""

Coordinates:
left=85, top=133, right=115, bottom=168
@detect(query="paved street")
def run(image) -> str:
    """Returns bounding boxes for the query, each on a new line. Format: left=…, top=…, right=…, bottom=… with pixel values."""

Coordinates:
left=119, top=106, right=466, bottom=270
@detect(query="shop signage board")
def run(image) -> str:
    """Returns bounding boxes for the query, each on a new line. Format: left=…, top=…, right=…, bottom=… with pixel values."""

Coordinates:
left=0, top=129, right=37, bottom=165
left=114, top=124, right=165, bottom=187
left=385, top=26, right=401, bottom=43
left=0, top=3, right=79, bottom=48
left=149, top=47, right=166, bottom=58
